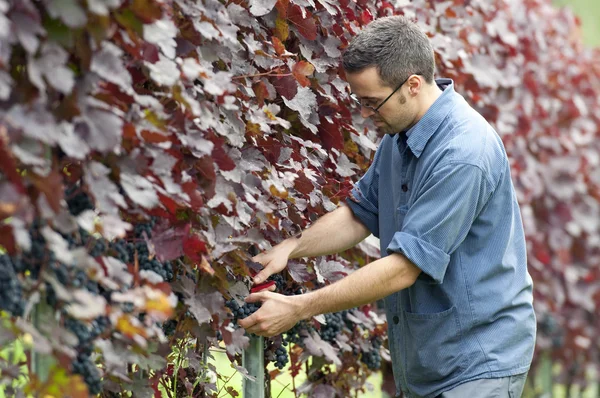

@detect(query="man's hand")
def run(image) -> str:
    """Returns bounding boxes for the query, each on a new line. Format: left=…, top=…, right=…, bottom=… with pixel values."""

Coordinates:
left=237, top=291, right=305, bottom=337
left=252, top=239, right=298, bottom=284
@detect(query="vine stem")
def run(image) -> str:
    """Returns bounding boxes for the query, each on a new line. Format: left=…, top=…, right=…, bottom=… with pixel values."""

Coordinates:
left=232, top=72, right=293, bottom=80
left=216, top=370, right=239, bottom=397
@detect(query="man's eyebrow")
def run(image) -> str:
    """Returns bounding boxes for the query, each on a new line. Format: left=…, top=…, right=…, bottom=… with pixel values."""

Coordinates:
left=351, top=94, right=380, bottom=100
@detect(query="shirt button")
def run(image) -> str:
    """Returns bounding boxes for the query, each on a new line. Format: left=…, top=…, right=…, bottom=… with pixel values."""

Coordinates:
left=401, top=184, right=408, bottom=192
left=393, top=315, right=400, bottom=324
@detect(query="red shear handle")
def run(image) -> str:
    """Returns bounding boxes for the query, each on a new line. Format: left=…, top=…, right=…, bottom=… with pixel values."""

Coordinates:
left=250, top=280, right=276, bottom=293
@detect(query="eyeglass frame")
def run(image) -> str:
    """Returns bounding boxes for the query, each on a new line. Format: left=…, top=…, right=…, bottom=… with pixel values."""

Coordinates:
left=350, top=74, right=415, bottom=113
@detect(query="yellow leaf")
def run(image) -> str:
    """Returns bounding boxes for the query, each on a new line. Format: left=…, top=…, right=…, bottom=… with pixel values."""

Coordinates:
left=275, top=17, right=289, bottom=41
left=264, top=108, right=277, bottom=121
left=145, top=293, right=174, bottom=321
left=116, top=315, right=148, bottom=339
left=269, top=185, right=288, bottom=199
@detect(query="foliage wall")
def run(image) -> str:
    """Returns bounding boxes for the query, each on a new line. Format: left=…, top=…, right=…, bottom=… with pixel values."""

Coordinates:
left=0, top=0, right=598, bottom=396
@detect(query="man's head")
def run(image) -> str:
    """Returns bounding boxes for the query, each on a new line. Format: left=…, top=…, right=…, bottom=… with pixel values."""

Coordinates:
left=342, top=16, right=437, bottom=134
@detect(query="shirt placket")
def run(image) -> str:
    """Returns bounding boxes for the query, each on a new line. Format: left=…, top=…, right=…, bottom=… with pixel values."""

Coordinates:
left=396, top=135, right=412, bottom=209
left=396, top=135, right=416, bottom=396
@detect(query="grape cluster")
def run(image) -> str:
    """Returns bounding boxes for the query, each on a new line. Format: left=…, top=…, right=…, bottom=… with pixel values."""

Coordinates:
left=0, top=255, right=26, bottom=317
left=284, top=320, right=312, bottom=345
left=267, top=273, right=286, bottom=291
left=21, top=220, right=48, bottom=279
left=65, top=315, right=110, bottom=393
left=127, top=229, right=174, bottom=282
left=162, top=319, right=178, bottom=337
left=134, top=218, right=157, bottom=239
left=319, top=312, right=345, bottom=342
left=122, top=302, right=135, bottom=313
left=225, top=299, right=261, bottom=322
left=65, top=317, right=93, bottom=346
left=89, top=238, right=108, bottom=257
left=45, top=282, right=58, bottom=307
left=270, top=344, right=289, bottom=369
left=65, top=185, right=94, bottom=216
left=141, top=257, right=174, bottom=282
left=91, top=316, right=110, bottom=339
left=110, top=239, right=133, bottom=264
left=72, top=352, right=101, bottom=395
left=360, top=338, right=382, bottom=370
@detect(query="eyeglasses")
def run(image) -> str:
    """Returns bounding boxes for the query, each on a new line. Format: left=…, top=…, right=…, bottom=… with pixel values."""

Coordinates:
left=350, top=75, right=411, bottom=113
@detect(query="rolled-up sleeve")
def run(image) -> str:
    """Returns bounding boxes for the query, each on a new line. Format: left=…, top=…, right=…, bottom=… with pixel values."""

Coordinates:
left=386, top=162, right=493, bottom=283
left=345, top=147, right=382, bottom=238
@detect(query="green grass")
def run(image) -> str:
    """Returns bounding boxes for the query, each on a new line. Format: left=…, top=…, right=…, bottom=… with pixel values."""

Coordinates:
left=553, top=0, right=600, bottom=47
left=208, top=345, right=388, bottom=398
left=0, top=338, right=29, bottom=398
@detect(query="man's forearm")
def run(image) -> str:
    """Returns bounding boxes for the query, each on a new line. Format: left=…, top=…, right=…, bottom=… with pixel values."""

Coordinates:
left=282, top=205, right=371, bottom=259
left=298, top=253, right=421, bottom=318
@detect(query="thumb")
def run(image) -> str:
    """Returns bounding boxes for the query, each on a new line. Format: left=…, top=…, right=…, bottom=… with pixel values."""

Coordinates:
left=253, top=266, right=273, bottom=284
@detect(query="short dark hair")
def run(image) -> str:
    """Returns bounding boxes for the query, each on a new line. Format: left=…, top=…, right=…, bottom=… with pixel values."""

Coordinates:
left=342, top=16, right=436, bottom=87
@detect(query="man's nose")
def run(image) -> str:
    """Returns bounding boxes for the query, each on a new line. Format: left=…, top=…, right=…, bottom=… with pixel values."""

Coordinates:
left=360, top=105, right=375, bottom=119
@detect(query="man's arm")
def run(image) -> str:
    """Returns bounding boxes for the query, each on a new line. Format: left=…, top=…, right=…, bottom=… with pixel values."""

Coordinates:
left=239, top=252, right=420, bottom=336
left=252, top=204, right=371, bottom=284
left=299, top=253, right=420, bottom=319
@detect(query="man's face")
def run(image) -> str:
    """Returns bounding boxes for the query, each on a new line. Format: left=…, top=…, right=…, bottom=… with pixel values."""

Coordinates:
left=346, top=67, right=417, bottom=135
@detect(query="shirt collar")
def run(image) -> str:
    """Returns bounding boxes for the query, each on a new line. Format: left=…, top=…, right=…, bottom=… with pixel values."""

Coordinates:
left=404, top=78, right=456, bottom=158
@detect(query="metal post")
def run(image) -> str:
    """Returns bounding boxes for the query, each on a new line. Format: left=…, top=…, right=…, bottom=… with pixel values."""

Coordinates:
left=243, top=335, right=264, bottom=397
left=30, top=301, right=54, bottom=383
left=540, top=352, right=553, bottom=398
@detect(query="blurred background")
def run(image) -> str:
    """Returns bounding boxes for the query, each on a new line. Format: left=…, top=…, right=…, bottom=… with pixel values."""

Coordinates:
left=554, top=0, right=600, bottom=47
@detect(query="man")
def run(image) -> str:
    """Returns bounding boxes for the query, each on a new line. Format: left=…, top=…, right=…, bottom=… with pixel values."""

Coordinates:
left=238, top=16, right=536, bottom=398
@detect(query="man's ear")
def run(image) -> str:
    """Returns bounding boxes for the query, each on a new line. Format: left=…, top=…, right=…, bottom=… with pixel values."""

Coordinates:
left=407, top=75, right=422, bottom=96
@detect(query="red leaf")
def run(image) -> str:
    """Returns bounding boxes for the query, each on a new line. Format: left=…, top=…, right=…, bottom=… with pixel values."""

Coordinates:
left=0, top=225, right=16, bottom=254
left=288, top=5, right=317, bottom=40
left=256, top=136, right=283, bottom=164
left=360, top=9, right=373, bottom=25
left=294, top=171, right=314, bottom=195
left=272, top=36, right=286, bottom=56
left=210, top=140, right=236, bottom=172
left=130, top=0, right=163, bottom=23
left=158, top=192, right=178, bottom=215
left=252, top=81, right=269, bottom=107
left=182, top=181, right=206, bottom=211
left=292, top=61, right=314, bottom=87
left=0, top=127, right=24, bottom=193
left=270, top=73, right=298, bottom=100
left=141, top=42, right=160, bottom=63
left=31, top=170, right=63, bottom=213
left=275, top=0, right=289, bottom=18
left=318, top=116, right=344, bottom=150
left=183, top=234, right=207, bottom=263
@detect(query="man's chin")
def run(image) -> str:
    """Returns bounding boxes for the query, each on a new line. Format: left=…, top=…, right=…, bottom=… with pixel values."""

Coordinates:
left=375, top=123, right=395, bottom=135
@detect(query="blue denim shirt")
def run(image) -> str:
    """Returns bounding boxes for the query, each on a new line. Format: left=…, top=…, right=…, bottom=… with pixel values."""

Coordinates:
left=346, top=79, right=536, bottom=398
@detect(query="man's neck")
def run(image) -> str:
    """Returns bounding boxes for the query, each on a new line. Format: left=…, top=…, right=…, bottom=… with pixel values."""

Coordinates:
left=414, top=83, right=444, bottom=124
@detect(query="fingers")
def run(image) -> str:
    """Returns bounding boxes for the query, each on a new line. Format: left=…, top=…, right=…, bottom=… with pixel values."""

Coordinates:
left=238, top=312, right=257, bottom=329
left=253, top=267, right=273, bottom=284
left=245, top=292, right=269, bottom=304
left=252, top=253, right=270, bottom=284
left=251, top=252, right=266, bottom=264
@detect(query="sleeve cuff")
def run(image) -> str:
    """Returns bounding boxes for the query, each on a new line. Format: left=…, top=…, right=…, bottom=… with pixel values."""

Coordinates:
left=345, top=187, right=379, bottom=238
left=386, top=231, right=450, bottom=284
